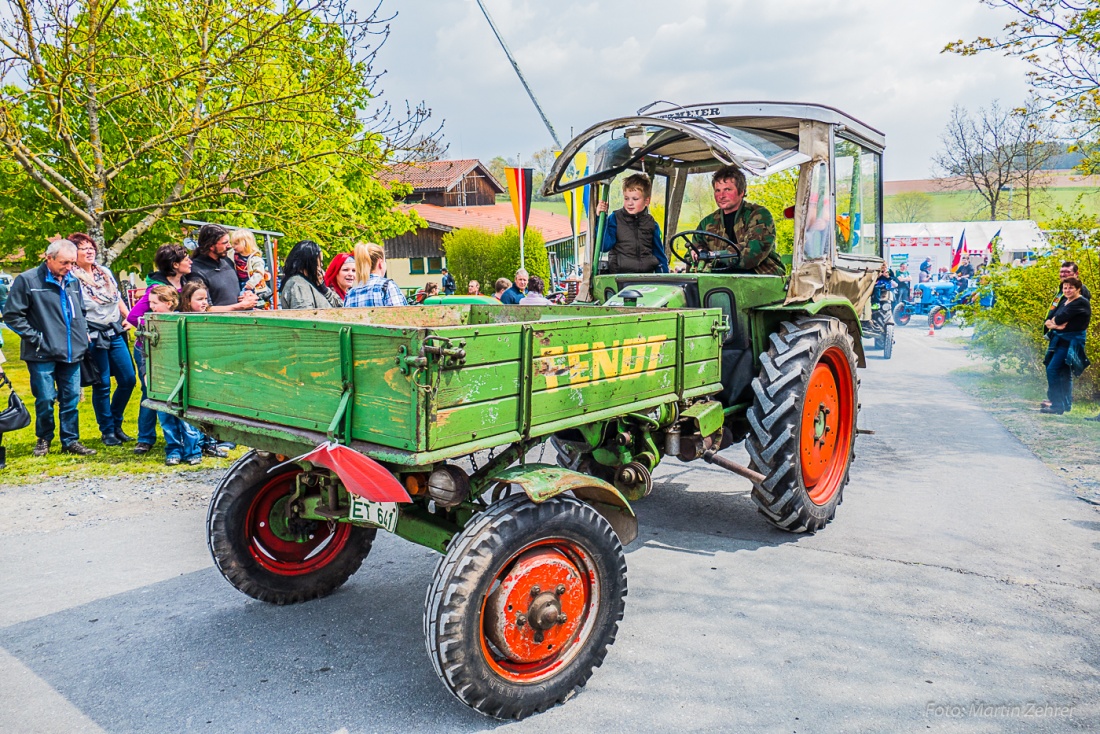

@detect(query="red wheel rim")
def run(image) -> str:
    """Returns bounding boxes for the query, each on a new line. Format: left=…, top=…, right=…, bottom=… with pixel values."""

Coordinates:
left=480, top=539, right=599, bottom=683
left=245, top=470, right=352, bottom=576
left=798, top=346, right=855, bottom=505
left=932, top=311, right=946, bottom=328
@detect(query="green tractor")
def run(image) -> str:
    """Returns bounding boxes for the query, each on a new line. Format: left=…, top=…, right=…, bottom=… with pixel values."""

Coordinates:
left=543, top=101, right=884, bottom=532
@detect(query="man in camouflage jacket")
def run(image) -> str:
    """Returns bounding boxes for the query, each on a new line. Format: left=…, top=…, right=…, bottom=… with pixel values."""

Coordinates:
left=692, top=165, right=785, bottom=275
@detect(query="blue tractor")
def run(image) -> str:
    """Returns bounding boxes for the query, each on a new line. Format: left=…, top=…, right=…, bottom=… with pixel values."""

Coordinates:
left=893, top=279, right=977, bottom=330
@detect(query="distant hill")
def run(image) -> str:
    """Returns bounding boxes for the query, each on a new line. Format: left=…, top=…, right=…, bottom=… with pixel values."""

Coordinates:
left=885, top=170, right=1100, bottom=196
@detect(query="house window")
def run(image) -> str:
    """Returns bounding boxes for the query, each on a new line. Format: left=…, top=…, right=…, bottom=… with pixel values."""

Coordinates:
left=410, top=258, right=425, bottom=274
left=427, top=257, right=444, bottom=274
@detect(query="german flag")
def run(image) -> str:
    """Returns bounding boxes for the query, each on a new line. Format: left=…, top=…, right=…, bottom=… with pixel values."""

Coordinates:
left=505, top=167, right=533, bottom=236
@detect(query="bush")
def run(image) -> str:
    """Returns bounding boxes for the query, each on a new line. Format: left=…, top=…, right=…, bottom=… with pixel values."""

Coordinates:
left=442, top=226, right=551, bottom=293
left=961, top=205, right=1100, bottom=397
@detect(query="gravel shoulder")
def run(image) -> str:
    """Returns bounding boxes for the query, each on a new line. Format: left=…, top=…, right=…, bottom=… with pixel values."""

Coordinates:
left=0, top=468, right=218, bottom=535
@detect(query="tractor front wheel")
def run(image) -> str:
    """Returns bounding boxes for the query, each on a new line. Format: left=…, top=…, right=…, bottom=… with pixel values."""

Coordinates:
left=893, top=303, right=911, bottom=326
left=424, top=494, right=626, bottom=719
left=883, top=324, right=895, bottom=360
left=928, top=306, right=948, bottom=330
left=746, top=317, right=858, bottom=533
left=207, top=450, right=376, bottom=604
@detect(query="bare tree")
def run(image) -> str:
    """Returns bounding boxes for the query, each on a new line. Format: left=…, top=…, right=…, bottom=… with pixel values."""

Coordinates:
left=1015, top=100, right=1060, bottom=219
left=933, top=101, right=1060, bottom=220
left=886, top=192, right=933, bottom=223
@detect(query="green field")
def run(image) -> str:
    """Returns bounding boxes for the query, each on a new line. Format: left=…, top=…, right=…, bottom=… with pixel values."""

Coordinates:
left=890, top=187, right=1100, bottom=223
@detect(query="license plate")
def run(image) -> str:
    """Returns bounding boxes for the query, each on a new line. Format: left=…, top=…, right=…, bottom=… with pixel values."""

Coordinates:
left=347, top=496, right=400, bottom=533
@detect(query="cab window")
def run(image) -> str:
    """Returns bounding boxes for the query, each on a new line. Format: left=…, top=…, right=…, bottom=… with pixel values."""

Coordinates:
left=834, top=138, right=882, bottom=257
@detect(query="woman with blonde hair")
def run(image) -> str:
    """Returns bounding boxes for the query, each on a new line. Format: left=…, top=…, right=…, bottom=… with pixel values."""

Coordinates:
left=344, top=242, right=407, bottom=307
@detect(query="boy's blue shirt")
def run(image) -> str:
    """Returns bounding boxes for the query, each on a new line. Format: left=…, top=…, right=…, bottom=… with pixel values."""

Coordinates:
left=600, top=208, right=669, bottom=272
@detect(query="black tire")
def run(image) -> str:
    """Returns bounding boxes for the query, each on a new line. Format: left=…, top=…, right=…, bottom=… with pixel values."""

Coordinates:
left=207, top=450, right=376, bottom=605
left=928, top=306, right=948, bottom=330
left=746, top=317, right=858, bottom=533
left=892, top=302, right=911, bottom=326
left=424, top=494, right=627, bottom=720
left=883, top=324, right=894, bottom=360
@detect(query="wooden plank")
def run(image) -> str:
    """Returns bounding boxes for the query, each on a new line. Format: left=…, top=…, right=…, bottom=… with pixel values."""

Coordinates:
left=429, top=395, right=521, bottom=448
left=185, top=323, right=343, bottom=428
left=349, top=333, right=419, bottom=450
left=530, top=367, right=677, bottom=426
left=434, top=361, right=521, bottom=408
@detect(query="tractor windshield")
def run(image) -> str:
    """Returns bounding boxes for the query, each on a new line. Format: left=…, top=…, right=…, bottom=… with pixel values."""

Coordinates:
left=545, top=117, right=806, bottom=195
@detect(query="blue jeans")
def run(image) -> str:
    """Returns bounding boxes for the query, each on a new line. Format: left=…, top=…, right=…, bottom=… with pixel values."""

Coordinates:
left=159, top=412, right=201, bottom=461
left=133, top=345, right=159, bottom=445
left=1046, top=341, right=1073, bottom=413
left=26, top=360, right=82, bottom=446
left=89, top=332, right=137, bottom=437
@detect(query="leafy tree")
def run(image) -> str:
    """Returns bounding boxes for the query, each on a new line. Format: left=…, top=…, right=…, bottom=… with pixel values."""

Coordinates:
left=945, top=1, right=1100, bottom=173
left=443, top=226, right=550, bottom=294
left=747, top=168, right=797, bottom=255
left=0, top=0, right=433, bottom=267
left=886, top=192, right=934, bottom=223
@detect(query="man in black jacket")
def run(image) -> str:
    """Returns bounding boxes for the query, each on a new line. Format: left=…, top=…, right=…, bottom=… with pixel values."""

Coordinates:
left=4, top=240, right=96, bottom=457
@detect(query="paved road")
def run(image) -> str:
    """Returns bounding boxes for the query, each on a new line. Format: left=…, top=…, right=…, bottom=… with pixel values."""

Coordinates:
left=3, top=327, right=1098, bottom=733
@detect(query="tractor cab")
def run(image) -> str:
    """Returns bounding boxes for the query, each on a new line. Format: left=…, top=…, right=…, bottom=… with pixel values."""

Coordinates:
left=544, top=101, right=886, bottom=409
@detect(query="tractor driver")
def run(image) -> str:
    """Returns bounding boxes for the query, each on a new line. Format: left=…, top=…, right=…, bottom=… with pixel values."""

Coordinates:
left=692, top=165, right=785, bottom=275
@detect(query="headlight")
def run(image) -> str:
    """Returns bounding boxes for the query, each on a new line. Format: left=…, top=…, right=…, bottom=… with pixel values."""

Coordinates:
left=427, top=465, right=470, bottom=507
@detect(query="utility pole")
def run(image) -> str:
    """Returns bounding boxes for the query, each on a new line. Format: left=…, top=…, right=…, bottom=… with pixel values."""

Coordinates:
left=475, top=0, right=562, bottom=149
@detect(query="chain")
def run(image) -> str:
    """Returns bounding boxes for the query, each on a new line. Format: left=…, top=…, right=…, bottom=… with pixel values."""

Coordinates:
left=536, top=441, right=546, bottom=464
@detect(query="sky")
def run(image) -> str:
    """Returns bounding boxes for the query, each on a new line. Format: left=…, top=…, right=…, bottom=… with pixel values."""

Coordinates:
left=367, top=0, right=1032, bottom=181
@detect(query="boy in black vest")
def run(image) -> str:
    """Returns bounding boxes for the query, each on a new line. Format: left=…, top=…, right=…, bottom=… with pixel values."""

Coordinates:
left=595, top=173, right=669, bottom=274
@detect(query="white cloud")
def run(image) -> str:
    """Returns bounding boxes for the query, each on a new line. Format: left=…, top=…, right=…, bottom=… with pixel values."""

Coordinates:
left=372, top=0, right=1032, bottom=178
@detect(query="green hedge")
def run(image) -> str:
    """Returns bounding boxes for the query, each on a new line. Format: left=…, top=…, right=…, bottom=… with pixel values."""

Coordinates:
left=442, top=226, right=551, bottom=293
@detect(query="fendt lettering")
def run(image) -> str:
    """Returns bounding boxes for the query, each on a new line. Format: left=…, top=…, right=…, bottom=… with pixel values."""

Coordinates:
left=539, top=335, right=667, bottom=389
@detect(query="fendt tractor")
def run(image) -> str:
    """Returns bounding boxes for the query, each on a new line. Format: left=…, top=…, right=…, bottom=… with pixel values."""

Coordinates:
left=143, top=101, right=884, bottom=719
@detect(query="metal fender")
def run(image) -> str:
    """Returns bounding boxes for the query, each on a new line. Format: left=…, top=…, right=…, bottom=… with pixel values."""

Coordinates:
left=490, top=463, right=638, bottom=545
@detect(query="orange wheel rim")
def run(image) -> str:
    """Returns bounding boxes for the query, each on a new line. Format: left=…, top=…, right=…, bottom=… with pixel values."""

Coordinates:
left=479, top=539, right=599, bottom=683
left=798, top=346, right=854, bottom=505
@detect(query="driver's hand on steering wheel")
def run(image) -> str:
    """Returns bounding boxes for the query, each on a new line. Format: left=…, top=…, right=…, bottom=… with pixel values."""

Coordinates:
left=690, top=247, right=699, bottom=262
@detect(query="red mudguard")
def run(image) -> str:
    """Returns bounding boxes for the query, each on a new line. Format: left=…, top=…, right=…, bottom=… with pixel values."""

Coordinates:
left=290, top=443, right=411, bottom=503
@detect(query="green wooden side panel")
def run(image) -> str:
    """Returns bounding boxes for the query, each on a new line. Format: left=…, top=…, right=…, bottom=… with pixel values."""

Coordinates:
left=432, top=395, right=521, bottom=445
left=349, top=333, right=420, bottom=451
left=186, top=322, right=343, bottom=431
left=147, top=319, right=180, bottom=398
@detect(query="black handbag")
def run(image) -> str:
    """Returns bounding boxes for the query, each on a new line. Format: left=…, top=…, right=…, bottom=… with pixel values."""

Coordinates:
left=80, top=345, right=102, bottom=388
left=0, top=372, right=31, bottom=433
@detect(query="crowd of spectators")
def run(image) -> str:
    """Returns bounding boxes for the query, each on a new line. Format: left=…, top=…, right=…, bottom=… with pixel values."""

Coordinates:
left=0, top=223, right=559, bottom=466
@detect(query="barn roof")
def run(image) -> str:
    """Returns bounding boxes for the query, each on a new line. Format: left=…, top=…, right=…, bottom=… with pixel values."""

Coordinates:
left=404, top=203, right=586, bottom=246
left=387, top=159, right=505, bottom=193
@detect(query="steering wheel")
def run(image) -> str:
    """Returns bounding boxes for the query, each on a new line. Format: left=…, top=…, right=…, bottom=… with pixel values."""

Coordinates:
left=668, top=230, right=741, bottom=271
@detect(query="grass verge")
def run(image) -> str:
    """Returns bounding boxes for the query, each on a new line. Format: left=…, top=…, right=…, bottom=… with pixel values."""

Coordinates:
left=950, top=359, right=1100, bottom=506
left=0, top=330, right=240, bottom=485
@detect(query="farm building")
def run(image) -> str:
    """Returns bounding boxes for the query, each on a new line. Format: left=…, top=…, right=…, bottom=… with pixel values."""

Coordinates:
left=383, top=159, right=586, bottom=290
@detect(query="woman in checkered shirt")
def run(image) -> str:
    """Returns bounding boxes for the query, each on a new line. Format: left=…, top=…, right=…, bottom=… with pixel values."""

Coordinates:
left=344, top=243, right=408, bottom=307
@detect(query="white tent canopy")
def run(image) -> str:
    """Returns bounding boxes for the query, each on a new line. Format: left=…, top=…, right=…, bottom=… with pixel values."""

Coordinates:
left=884, top=221, right=1047, bottom=271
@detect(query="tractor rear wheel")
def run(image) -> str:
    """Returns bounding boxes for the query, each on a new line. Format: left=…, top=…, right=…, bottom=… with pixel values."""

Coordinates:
left=883, top=324, right=895, bottom=360
left=424, top=494, right=626, bottom=719
left=746, top=317, right=858, bottom=533
left=207, top=450, right=376, bottom=604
